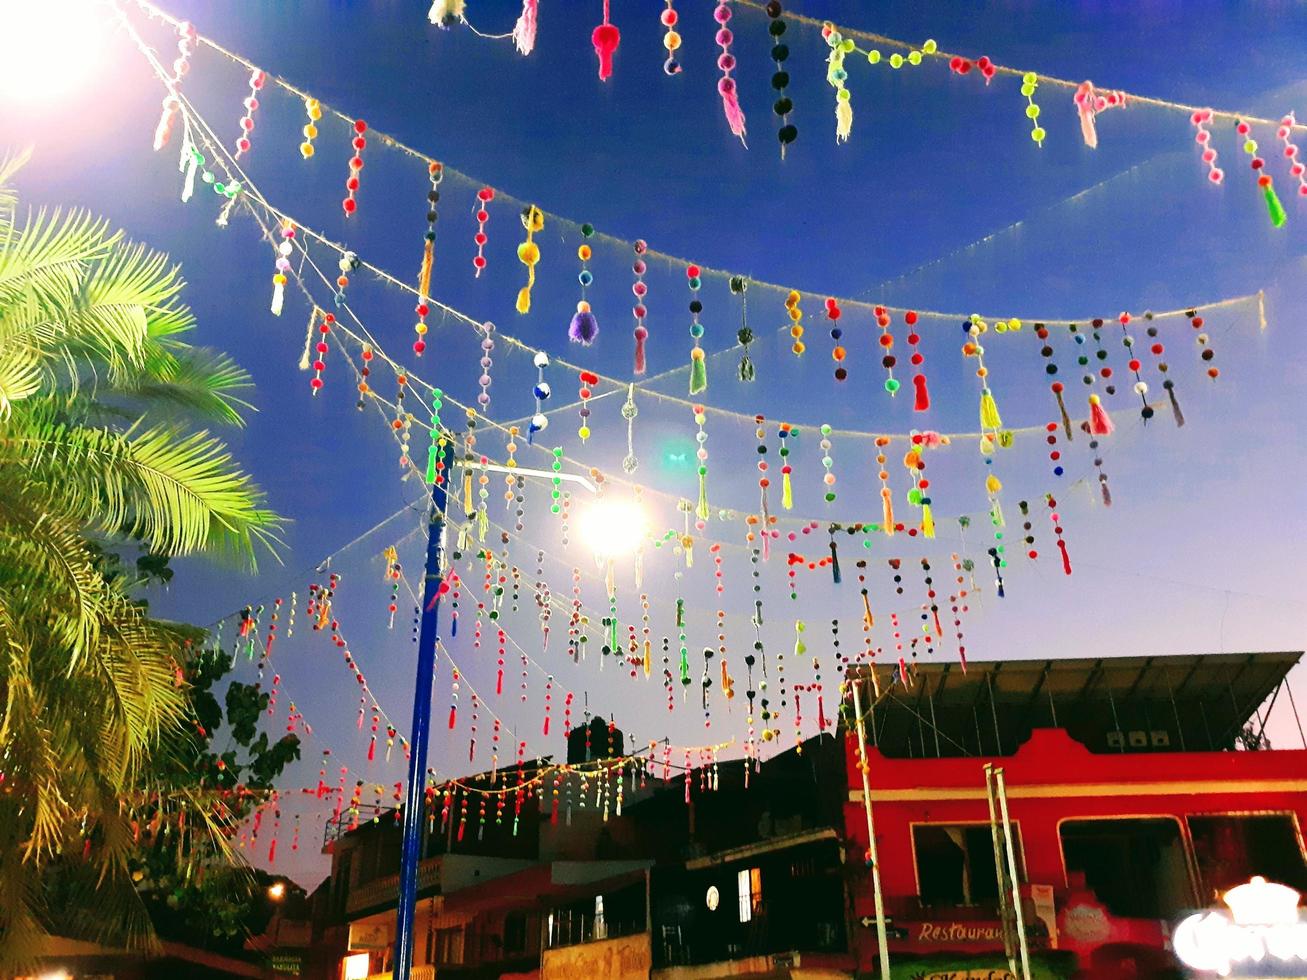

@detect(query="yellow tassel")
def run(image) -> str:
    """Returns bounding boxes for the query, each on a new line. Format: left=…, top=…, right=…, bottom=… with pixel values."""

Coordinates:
left=643, top=640, right=652, bottom=678
left=881, top=487, right=895, bottom=535
left=515, top=283, right=532, bottom=314
left=696, top=472, right=709, bottom=522
left=985, top=473, right=1002, bottom=496
left=979, top=389, right=1002, bottom=430
left=476, top=508, right=488, bottom=542
left=782, top=470, right=793, bottom=510
left=463, top=470, right=473, bottom=512
left=921, top=502, right=935, bottom=539
left=836, top=99, right=853, bottom=142
left=418, top=240, right=434, bottom=299
left=861, top=591, right=874, bottom=630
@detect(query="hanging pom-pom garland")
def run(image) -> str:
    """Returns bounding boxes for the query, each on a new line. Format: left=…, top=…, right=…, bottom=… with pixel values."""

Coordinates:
left=1034, top=322, right=1073, bottom=437
left=476, top=321, right=495, bottom=410
left=875, top=306, right=899, bottom=395
left=766, top=3, right=797, bottom=154
left=875, top=436, right=895, bottom=536
left=730, top=276, right=754, bottom=381
left=516, top=205, right=544, bottom=313
left=233, top=69, right=266, bottom=158
left=713, top=1, right=747, bottom=145
left=620, top=385, right=639, bottom=473
left=1018, top=500, right=1038, bottom=560
left=153, top=19, right=197, bottom=151
left=660, top=1, right=682, bottom=74
left=818, top=424, right=836, bottom=503
left=687, top=264, right=707, bottom=394
left=632, top=240, right=649, bottom=374
left=577, top=371, right=598, bottom=442
left=1047, top=494, right=1072, bottom=575
left=754, top=415, right=771, bottom=522
left=1110, top=315, right=1153, bottom=422
left=472, top=186, right=494, bottom=276
left=1237, top=120, right=1287, bottom=228
left=903, top=310, right=929, bottom=411
left=529, top=352, right=550, bottom=442
left=342, top=119, right=368, bottom=216
left=1086, top=432, right=1113, bottom=506
left=1191, top=109, right=1224, bottom=184
left=512, top=0, right=539, bottom=55
left=1073, top=81, right=1125, bottom=149
left=310, top=312, right=333, bottom=394
left=570, top=224, right=600, bottom=345
left=692, top=404, right=710, bottom=520
left=904, top=435, right=935, bottom=538
left=1044, top=422, right=1065, bottom=477
left=270, top=221, right=293, bottom=316
left=300, top=98, right=322, bottom=159
left=950, top=53, right=997, bottom=84
left=412, top=162, right=443, bottom=355
left=1021, top=72, right=1046, bottom=146
left=821, top=24, right=854, bottom=143
left=1188, top=309, right=1219, bottom=379
left=592, top=0, right=621, bottom=81
left=786, top=290, right=804, bottom=355
left=777, top=422, right=793, bottom=509
left=1277, top=114, right=1307, bottom=198
left=1138, top=311, right=1183, bottom=426
left=825, top=298, right=846, bottom=380
left=334, top=249, right=359, bottom=308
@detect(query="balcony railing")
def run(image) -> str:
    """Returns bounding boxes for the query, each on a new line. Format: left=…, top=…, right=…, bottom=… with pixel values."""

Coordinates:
left=364, top=966, right=435, bottom=980
left=324, top=804, right=397, bottom=847
left=347, top=858, right=441, bottom=915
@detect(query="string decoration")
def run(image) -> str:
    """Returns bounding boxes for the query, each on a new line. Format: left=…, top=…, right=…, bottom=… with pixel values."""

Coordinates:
left=818, top=424, right=836, bottom=503
left=777, top=423, right=793, bottom=509
left=660, top=1, right=682, bottom=75
left=428, top=0, right=467, bottom=28
left=341, top=119, right=368, bottom=216
left=864, top=36, right=932, bottom=71
left=821, top=24, right=854, bottom=142
left=949, top=53, right=996, bottom=84
left=528, top=352, right=550, bottom=442
left=152, top=18, right=197, bottom=151
left=1017, top=499, right=1037, bottom=559
left=713, top=1, right=747, bottom=145
left=693, top=404, right=710, bottom=520
left=1021, top=72, right=1045, bottom=146
left=1108, top=315, right=1153, bottom=422
left=569, top=224, right=599, bottom=345
left=414, top=161, right=443, bottom=356
left=516, top=205, right=544, bottom=314
left=754, top=416, right=771, bottom=522
left=334, top=249, right=358, bottom=307
left=476, top=321, right=495, bottom=409
left=1044, top=422, right=1064, bottom=477
left=905, top=310, right=929, bottom=411
left=904, top=434, right=936, bottom=538
left=309, top=311, right=333, bottom=394
left=472, top=186, right=494, bottom=276
left=1034, top=321, right=1072, bottom=437
left=383, top=547, right=402, bottom=627
left=1188, top=308, right=1219, bottom=379
left=632, top=240, right=649, bottom=374
left=687, top=263, right=707, bottom=394
left=1191, top=109, right=1224, bottom=184
left=1237, top=120, right=1287, bottom=228
left=621, top=385, right=639, bottom=473
left=550, top=448, right=564, bottom=516
left=592, top=0, right=620, bottom=81
left=875, top=436, right=894, bottom=535
left=1139, top=311, right=1183, bottom=426
left=512, top=0, right=539, bottom=56
left=786, top=290, right=804, bottom=355
left=1086, top=431, right=1112, bottom=507
left=730, top=276, right=754, bottom=381
left=875, top=305, right=899, bottom=395
left=949, top=552, right=970, bottom=670
left=395, top=375, right=412, bottom=471
left=232, top=68, right=266, bottom=158
left=1084, top=320, right=1118, bottom=396
left=1277, top=114, right=1307, bottom=198
left=1046, top=494, right=1072, bottom=575
left=299, top=97, right=322, bottom=159
left=825, top=298, right=847, bottom=380
left=424, top=388, right=445, bottom=485
left=270, top=221, right=293, bottom=316
left=766, top=2, right=797, bottom=155
left=1074, top=81, right=1125, bottom=149
left=577, top=370, right=598, bottom=442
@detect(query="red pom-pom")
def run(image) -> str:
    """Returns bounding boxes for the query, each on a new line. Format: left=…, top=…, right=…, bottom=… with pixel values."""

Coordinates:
left=342, top=197, right=357, bottom=214
left=905, top=310, right=918, bottom=325
left=354, top=119, right=367, bottom=133
left=686, top=264, right=700, bottom=278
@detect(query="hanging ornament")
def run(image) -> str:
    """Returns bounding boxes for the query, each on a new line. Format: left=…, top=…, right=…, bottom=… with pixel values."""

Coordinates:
left=550, top=447, right=564, bottom=516
left=824, top=298, right=847, bottom=380
left=334, top=249, right=359, bottom=307
left=395, top=374, right=413, bottom=470
left=762, top=2, right=797, bottom=155
left=153, top=19, right=197, bottom=151
left=660, top=0, right=682, bottom=73
left=1190, top=109, right=1224, bottom=184
left=309, top=311, right=333, bottom=395
left=786, top=290, right=805, bottom=355
left=568, top=225, right=600, bottom=345
left=1188, top=308, right=1219, bottom=379
left=516, top=205, right=544, bottom=314
left=686, top=263, right=707, bottom=394
left=1085, top=431, right=1112, bottom=506
left=724, top=276, right=753, bottom=381
left=875, top=305, right=899, bottom=395
left=592, top=0, right=620, bottom=81
left=232, top=69, right=266, bottom=159
left=1084, top=319, right=1118, bottom=396
left=621, top=385, right=639, bottom=473
left=342, top=119, right=368, bottom=216
left=949, top=52, right=996, bottom=84
left=777, top=422, right=794, bottom=510
left=471, top=186, right=494, bottom=276
left=528, top=351, right=550, bottom=443
left=384, top=547, right=402, bottom=627
left=512, top=0, right=539, bottom=55
left=1111, top=314, right=1153, bottom=422
left=690, top=404, right=710, bottom=520
left=713, top=1, right=747, bottom=144
left=1277, top=113, right=1307, bottom=198
left=1021, top=72, right=1046, bottom=145
left=425, top=388, right=446, bottom=485
left=631, top=240, right=650, bottom=374
left=1140, top=310, right=1182, bottom=424
left=855, top=560, right=874, bottom=657
left=577, top=370, right=598, bottom=442
left=413, top=161, right=443, bottom=356
left=904, top=435, right=936, bottom=538
left=753, top=415, right=772, bottom=523
left=270, top=221, right=293, bottom=316
left=299, top=97, right=322, bottom=159
left=904, top=310, right=930, bottom=411
left=1044, top=422, right=1065, bottom=477
left=818, top=424, right=836, bottom=503
left=949, top=552, right=970, bottom=669
left=874, top=436, right=895, bottom=536
left=429, top=0, right=467, bottom=28
left=1034, top=321, right=1073, bottom=438
left=1047, top=494, right=1072, bottom=575
left=1073, top=81, right=1125, bottom=149
left=1237, top=120, right=1287, bottom=227
left=1018, top=500, right=1038, bottom=559
left=821, top=24, right=854, bottom=142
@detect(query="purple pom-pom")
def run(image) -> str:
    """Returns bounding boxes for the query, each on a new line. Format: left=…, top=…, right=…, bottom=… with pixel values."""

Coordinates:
left=569, top=310, right=599, bottom=345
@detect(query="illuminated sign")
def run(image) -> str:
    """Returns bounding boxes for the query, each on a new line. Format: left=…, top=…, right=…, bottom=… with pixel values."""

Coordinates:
left=1174, top=876, right=1307, bottom=976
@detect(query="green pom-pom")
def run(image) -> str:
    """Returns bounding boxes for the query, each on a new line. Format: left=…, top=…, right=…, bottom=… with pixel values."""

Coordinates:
left=884, top=377, right=901, bottom=394
left=581, top=223, right=595, bottom=237
left=907, top=488, right=923, bottom=505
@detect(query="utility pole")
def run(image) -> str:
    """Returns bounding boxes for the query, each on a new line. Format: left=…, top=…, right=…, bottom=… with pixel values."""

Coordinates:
left=851, top=676, right=891, bottom=978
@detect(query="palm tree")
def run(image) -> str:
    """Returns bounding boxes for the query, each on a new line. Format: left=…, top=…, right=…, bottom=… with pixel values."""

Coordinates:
left=0, top=149, right=283, bottom=967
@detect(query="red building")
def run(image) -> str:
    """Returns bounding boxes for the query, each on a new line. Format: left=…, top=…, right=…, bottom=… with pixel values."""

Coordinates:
left=843, top=651, right=1307, bottom=979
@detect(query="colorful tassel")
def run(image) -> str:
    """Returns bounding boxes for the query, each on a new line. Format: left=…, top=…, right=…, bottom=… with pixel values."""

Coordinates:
left=512, top=0, right=539, bottom=55
left=921, top=502, right=935, bottom=539
left=271, top=222, right=293, bottom=316
left=1265, top=184, right=1288, bottom=227
left=687, top=264, right=706, bottom=394
left=979, top=389, right=1002, bottom=430
left=516, top=206, right=543, bottom=313
left=1088, top=394, right=1114, bottom=435
left=569, top=302, right=599, bottom=344
left=822, top=24, right=853, bottom=143
left=689, top=350, right=707, bottom=394
left=714, top=2, right=747, bottom=145
left=913, top=373, right=930, bottom=411
left=428, top=0, right=466, bottom=27
left=592, top=0, right=620, bottom=80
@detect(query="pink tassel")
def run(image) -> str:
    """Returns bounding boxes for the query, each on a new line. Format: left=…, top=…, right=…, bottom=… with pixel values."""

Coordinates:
left=268, top=838, right=277, bottom=863
left=720, top=80, right=747, bottom=143
left=1088, top=394, right=1114, bottom=436
left=1058, top=539, right=1073, bottom=576
left=592, top=1, right=620, bottom=81
left=512, top=0, right=539, bottom=55
left=634, top=327, right=647, bottom=374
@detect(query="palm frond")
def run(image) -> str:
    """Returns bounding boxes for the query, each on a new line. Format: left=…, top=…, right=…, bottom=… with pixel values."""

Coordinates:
left=125, top=346, right=255, bottom=427
left=0, top=207, right=117, bottom=313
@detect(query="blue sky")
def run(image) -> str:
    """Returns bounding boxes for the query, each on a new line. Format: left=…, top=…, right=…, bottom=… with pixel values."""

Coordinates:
left=8, top=0, right=1307, bottom=886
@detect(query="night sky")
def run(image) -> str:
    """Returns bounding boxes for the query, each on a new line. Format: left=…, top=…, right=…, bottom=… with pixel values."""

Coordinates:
left=7, top=0, right=1307, bottom=887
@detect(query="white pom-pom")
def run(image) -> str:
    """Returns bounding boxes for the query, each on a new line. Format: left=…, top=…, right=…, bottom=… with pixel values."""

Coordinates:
left=533, top=350, right=549, bottom=368
left=531, top=413, right=548, bottom=431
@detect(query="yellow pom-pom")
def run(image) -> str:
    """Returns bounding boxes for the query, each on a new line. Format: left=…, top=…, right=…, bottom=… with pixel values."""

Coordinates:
left=518, top=242, right=540, bottom=265
left=578, top=425, right=591, bottom=441
left=664, top=30, right=681, bottom=51
left=577, top=244, right=592, bottom=261
left=303, top=123, right=318, bottom=139
left=300, top=143, right=315, bottom=158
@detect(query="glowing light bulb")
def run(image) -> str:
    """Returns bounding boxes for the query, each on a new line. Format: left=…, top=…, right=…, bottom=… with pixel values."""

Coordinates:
left=0, top=0, right=110, bottom=108
left=578, top=497, right=648, bottom=558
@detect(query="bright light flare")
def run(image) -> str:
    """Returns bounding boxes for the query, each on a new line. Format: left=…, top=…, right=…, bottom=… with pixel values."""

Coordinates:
left=0, top=0, right=110, bottom=108
left=578, top=497, right=648, bottom=559
left=267, top=881, right=286, bottom=901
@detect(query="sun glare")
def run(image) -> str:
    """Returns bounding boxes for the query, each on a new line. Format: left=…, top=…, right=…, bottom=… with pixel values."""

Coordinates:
left=0, top=0, right=110, bottom=108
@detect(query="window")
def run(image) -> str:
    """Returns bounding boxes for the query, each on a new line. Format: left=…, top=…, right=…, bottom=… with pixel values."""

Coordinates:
left=503, top=911, right=528, bottom=954
left=342, top=953, right=369, bottom=980
left=1060, top=818, right=1193, bottom=919
left=737, top=867, right=763, bottom=923
left=1189, top=814, right=1307, bottom=901
left=594, top=894, right=607, bottom=940
left=435, top=926, right=464, bottom=965
left=913, top=824, right=1023, bottom=907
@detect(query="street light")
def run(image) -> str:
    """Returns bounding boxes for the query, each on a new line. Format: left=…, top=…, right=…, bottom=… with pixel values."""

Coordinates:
left=267, top=881, right=286, bottom=901
left=578, top=497, right=648, bottom=559
left=0, top=0, right=108, bottom=107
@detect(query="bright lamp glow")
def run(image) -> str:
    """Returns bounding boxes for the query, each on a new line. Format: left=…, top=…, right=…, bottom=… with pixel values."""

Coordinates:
left=267, top=881, right=286, bottom=901
left=577, top=497, right=648, bottom=558
left=342, top=952, right=370, bottom=980
left=0, top=0, right=109, bottom=107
